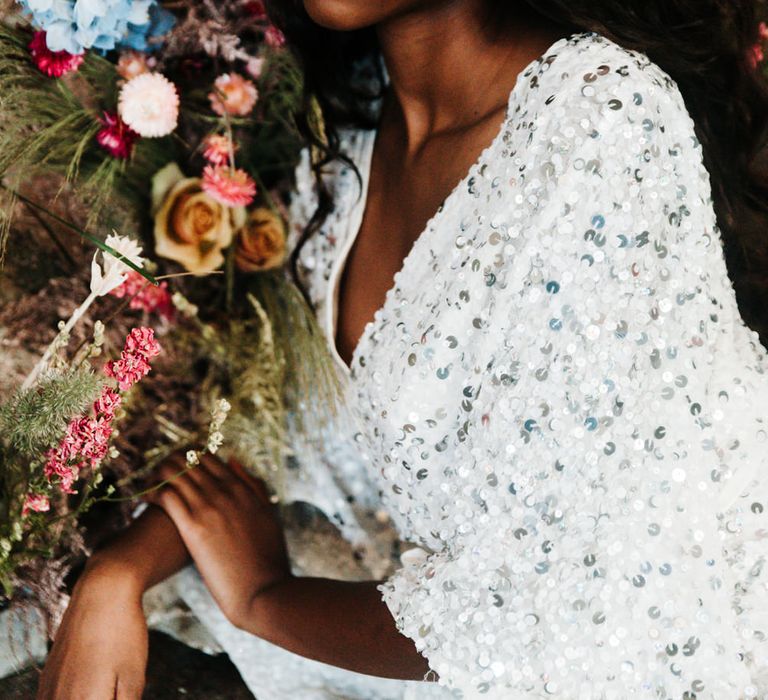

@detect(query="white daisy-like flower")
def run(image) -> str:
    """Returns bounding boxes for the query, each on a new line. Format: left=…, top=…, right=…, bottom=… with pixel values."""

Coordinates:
left=118, top=72, right=180, bottom=138
left=90, top=233, right=144, bottom=297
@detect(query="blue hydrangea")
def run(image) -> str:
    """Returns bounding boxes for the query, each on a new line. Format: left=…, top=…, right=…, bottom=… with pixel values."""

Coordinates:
left=17, top=0, right=175, bottom=54
left=118, top=3, right=175, bottom=52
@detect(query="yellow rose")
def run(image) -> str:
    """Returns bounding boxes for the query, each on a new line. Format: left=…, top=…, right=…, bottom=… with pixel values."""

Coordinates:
left=235, top=207, right=287, bottom=273
left=152, top=163, right=246, bottom=275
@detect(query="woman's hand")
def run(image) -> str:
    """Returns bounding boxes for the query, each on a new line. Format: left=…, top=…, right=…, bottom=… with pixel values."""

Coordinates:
left=36, top=561, right=148, bottom=700
left=144, top=453, right=292, bottom=628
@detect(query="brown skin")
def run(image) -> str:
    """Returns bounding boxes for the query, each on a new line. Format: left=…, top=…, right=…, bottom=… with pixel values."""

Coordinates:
left=37, top=3, right=564, bottom=697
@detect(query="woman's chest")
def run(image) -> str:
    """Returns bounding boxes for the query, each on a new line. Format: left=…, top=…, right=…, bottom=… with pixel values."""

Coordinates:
left=295, top=126, right=553, bottom=547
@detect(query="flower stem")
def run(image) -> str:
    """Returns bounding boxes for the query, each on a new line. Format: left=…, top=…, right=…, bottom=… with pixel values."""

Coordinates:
left=21, top=289, right=99, bottom=391
left=0, top=183, right=157, bottom=285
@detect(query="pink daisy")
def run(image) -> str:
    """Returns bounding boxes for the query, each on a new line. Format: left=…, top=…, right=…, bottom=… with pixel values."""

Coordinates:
left=202, top=165, right=257, bottom=207
left=202, top=134, right=237, bottom=166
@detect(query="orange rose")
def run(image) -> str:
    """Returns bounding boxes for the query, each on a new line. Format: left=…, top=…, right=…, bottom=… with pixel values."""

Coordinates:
left=152, top=163, right=246, bottom=275
left=235, top=207, right=286, bottom=272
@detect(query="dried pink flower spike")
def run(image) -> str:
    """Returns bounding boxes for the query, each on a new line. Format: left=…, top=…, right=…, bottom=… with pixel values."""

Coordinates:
left=104, top=327, right=162, bottom=391
left=22, top=493, right=51, bottom=517
left=110, top=270, right=174, bottom=320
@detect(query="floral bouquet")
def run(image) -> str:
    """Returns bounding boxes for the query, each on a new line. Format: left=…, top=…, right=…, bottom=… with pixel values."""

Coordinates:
left=0, top=0, right=340, bottom=623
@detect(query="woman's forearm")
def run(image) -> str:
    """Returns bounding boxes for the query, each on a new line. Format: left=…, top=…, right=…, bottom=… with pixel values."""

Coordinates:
left=241, top=576, right=434, bottom=682
left=84, top=504, right=191, bottom=592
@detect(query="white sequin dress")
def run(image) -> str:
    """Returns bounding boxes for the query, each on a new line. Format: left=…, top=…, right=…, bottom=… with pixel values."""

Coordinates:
left=175, top=31, right=768, bottom=699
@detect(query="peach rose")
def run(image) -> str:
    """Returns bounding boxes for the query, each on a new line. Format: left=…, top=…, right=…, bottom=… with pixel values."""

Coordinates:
left=152, top=163, right=246, bottom=275
left=235, top=207, right=286, bottom=272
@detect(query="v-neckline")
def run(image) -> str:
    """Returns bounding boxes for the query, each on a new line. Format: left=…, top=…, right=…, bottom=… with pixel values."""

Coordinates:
left=325, top=32, right=577, bottom=376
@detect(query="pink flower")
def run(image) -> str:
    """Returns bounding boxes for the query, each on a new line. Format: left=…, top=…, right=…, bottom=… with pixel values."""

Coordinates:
left=124, top=326, right=162, bottom=360
left=202, top=165, right=257, bottom=207
left=96, top=111, right=140, bottom=160
left=110, top=270, right=174, bottom=320
left=104, top=327, right=162, bottom=391
left=43, top=328, right=160, bottom=495
left=208, top=73, right=258, bottom=117
left=202, top=134, right=237, bottom=166
left=264, top=25, right=286, bottom=49
left=104, top=354, right=152, bottom=391
left=748, top=22, right=768, bottom=69
left=57, top=416, right=111, bottom=467
left=117, top=50, right=153, bottom=81
left=79, top=417, right=113, bottom=466
left=22, top=493, right=51, bottom=517
left=28, top=30, right=84, bottom=78
left=93, top=387, right=122, bottom=421
left=44, top=448, right=79, bottom=494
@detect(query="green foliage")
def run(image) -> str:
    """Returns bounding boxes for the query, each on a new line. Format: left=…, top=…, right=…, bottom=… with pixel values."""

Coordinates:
left=0, top=366, right=102, bottom=455
left=246, top=271, right=343, bottom=429
left=0, top=22, right=183, bottom=229
left=220, top=295, right=288, bottom=483
left=240, top=48, right=305, bottom=185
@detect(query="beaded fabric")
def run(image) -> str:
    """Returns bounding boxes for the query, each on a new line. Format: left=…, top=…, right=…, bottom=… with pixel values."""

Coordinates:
left=289, top=29, right=768, bottom=699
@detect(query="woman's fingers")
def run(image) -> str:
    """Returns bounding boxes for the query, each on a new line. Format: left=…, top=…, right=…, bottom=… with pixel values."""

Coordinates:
left=145, top=481, right=194, bottom=533
left=152, top=459, right=211, bottom=511
left=226, top=457, right=273, bottom=505
left=149, top=451, right=275, bottom=522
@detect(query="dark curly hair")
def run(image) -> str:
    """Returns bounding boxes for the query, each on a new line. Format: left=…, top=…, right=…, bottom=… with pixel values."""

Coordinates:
left=265, top=0, right=768, bottom=342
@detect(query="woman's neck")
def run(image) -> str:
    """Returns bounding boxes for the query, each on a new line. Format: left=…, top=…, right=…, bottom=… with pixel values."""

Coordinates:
left=375, top=1, right=563, bottom=149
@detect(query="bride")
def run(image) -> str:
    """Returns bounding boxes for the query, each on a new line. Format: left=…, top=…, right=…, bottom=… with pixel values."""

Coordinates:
left=38, top=0, right=768, bottom=698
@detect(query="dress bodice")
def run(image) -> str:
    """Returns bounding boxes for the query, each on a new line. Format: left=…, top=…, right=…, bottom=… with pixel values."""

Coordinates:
left=286, top=30, right=768, bottom=699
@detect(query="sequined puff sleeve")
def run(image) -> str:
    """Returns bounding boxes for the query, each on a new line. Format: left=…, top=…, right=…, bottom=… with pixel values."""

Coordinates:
left=377, top=66, right=768, bottom=697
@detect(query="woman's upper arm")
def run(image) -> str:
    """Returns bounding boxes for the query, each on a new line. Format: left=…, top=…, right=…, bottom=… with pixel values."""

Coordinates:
left=378, top=63, right=768, bottom=697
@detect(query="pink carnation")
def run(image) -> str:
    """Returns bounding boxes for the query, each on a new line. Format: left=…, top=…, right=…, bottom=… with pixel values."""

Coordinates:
left=28, top=30, right=84, bottom=78
left=202, top=165, right=257, bottom=207
left=202, top=134, right=237, bottom=166
left=22, top=493, right=51, bottom=517
left=96, top=111, right=140, bottom=160
left=208, top=73, right=258, bottom=117
left=110, top=270, right=174, bottom=320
